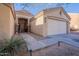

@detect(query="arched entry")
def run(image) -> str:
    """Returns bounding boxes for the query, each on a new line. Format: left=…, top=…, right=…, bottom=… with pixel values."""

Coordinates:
left=18, top=18, right=28, bottom=33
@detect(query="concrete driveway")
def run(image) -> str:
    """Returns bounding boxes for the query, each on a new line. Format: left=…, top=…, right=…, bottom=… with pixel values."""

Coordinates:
left=20, top=33, right=79, bottom=52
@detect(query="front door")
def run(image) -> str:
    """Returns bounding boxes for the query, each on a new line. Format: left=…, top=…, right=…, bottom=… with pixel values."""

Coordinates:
left=18, top=18, right=28, bottom=33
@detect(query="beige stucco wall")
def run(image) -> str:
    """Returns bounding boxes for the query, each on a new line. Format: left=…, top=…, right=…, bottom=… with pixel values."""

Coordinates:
left=16, top=14, right=30, bottom=25
left=16, top=10, right=33, bottom=17
left=46, top=19, right=67, bottom=36
left=30, top=13, right=44, bottom=36
left=16, top=11, right=33, bottom=26
left=9, top=8, right=15, bottom=38
left=0, top=4, right=14, bottom=39
left=44, top=8, right=69, bottom=21
left=68, top=13, right=79, bottom=29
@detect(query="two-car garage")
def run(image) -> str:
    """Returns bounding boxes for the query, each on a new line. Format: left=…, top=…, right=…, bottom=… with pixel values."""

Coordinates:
left=30, top=7, right=70, bottom=37
left=47, top=19, right=67, bottom=36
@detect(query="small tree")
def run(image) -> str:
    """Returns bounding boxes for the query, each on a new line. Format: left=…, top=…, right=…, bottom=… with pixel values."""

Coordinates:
left=20, top=3, right=39, bottom=9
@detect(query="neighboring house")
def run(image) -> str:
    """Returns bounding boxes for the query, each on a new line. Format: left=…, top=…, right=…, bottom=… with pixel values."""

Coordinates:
left=30, top=7, right=70, bottom=37
left=0, top=4, right=15, bottom=39
left=68, top=13, right=79, bottom=31
left=15, top=10, right=33, bottom=33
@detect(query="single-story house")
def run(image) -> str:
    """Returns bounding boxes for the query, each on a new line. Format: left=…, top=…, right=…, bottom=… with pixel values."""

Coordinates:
left=0, top=4, right=71, bottom=39
left=30, top=7, right=70, bottom=37
left=0, top=3, right=15, bottom=39
left=15, top=10, right=33, bottom=33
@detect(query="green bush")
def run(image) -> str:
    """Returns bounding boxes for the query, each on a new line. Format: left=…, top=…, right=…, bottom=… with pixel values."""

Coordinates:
left=0, top=37, right=25, bottom=56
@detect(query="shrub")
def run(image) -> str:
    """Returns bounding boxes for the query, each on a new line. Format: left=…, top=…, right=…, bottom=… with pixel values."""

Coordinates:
left=0, top=37, right=25, bottom=56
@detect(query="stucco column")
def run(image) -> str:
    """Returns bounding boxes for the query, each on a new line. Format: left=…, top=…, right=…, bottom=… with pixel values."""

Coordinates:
left=28, top=18, right=30, bottom=33
left=43, top=17, right=47, bottom=37
left=15, top=17, right=19, bottom=34
left=66, top=21, right=70, bottom=34
left=68, top=21, right=70, bottom=33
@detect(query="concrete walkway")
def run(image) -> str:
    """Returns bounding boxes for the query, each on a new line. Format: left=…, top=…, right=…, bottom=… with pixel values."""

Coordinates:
left=21, top=33, right=79, bottom=51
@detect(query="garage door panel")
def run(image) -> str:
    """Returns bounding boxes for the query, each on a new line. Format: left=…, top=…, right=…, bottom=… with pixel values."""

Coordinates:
left=57, top=21, right=66, bottom=34
left=47, top=19, right=66, bottom=35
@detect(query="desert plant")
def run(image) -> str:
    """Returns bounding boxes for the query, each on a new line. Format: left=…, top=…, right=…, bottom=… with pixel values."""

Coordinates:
left=0, top=37, right=25, bottom=56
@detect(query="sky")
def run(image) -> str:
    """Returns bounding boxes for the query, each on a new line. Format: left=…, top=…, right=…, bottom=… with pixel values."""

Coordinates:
left=14, top=3, right=79, bottom=15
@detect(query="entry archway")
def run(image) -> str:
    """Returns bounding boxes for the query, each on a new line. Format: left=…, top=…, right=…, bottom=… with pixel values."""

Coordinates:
left=18, top=18, right=28, bottom=33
